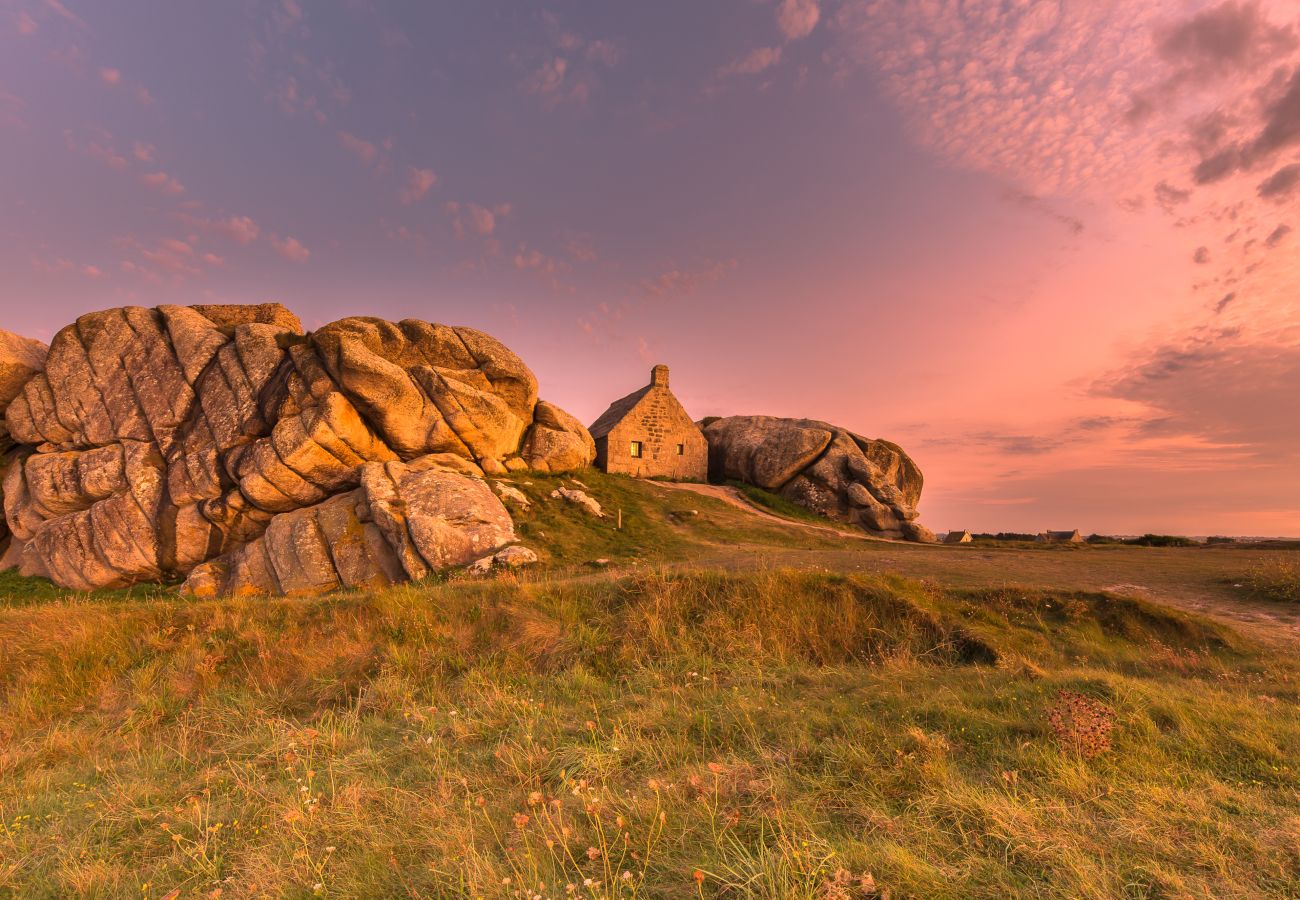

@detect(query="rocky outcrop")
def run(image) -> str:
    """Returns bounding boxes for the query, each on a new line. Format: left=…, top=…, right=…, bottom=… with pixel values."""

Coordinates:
left=0, top=329, right=48, bottom=556
left=702, top=416, right=934, bottom=542
left=0, top=305, right=594, bottom=594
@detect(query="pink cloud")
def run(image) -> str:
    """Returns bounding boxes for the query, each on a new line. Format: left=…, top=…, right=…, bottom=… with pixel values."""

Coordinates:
left=31, top=254, right=103, bottom=279
left=585, top=40, right=621, bottom=67
left=98, top=67, right=122, bottom=86
left=43, top=0, right=87, bottom=30
left=399, top=166, right=437, bottom=204
left=642, top=258, right=738, bottom=296
left=522, top=57, right=569, bottom=98
left=141, top=171, right=185, bottom=195
left=132, top=141, right=156, bottom=163
left=445, top=201, right=510, bottom=238
left=0, top=90, right=23, bottom=131
left=777, top=0, right=820, bottom=40
left=720, top=47, right=782, bottom=77
left=16, top=11, right=38, bottom=35
left=271, top=234, right=310, bottom=263
left=337, top=129, right=378, bottom=165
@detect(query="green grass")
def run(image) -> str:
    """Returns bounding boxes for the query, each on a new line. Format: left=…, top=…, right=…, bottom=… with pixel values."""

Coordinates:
left=1, top=474, right=1299, bottom=896
left=724, top=480, right=838, bottom=527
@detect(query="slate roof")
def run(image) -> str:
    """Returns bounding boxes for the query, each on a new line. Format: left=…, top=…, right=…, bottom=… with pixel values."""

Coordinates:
left=588, top=385, right=653, bottom=439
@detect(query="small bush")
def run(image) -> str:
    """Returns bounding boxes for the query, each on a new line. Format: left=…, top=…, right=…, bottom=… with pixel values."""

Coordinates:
left=1245, top=554, right=1300, bottom=603
left=1122, top=534, right=1197, bottom=547
left=1046, top=690, right=1116, bottom=759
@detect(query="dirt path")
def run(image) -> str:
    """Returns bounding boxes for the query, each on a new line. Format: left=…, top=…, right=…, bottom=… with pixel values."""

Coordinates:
left=647, top=481, right=886, bottom=542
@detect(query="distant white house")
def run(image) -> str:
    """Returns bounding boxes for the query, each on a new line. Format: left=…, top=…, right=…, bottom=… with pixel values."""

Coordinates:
left=1036, top=529, right=1084, bottom=544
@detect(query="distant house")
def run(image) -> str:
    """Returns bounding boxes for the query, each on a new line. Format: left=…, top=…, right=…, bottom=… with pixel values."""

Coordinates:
left=589, top=364, right=708, bottom=480
left=1036, top=529, right=1084, bottom=544
left=944, top=530, right=973, bottom=544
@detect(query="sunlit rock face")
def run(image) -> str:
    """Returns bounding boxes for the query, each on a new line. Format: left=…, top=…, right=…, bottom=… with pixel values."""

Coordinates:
left=0, top=305, right=593, bottom=595
left=701, top=415, right=935, bottom=542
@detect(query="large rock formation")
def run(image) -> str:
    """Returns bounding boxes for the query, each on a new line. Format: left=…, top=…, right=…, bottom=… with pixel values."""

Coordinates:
left=0, top=329, right=50, bottom=557
left=0, top=305, right=594, bottom=594
left=702, top=415, right=934, bottom=542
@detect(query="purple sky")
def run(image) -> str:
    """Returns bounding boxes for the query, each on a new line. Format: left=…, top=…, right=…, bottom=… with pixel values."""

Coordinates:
left=2, top=0, right=1299, bottom=535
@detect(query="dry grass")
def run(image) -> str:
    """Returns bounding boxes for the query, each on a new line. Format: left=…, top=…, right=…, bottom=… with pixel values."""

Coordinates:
left=0, top=566, right=1297, bottom=897
left=1246, top=552, right=1300, bottom=603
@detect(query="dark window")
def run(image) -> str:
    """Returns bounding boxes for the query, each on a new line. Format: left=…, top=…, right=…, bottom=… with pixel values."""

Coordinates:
left=630, top=441, right=643, bottom=458
left=676, top=443, right=684, bottom=455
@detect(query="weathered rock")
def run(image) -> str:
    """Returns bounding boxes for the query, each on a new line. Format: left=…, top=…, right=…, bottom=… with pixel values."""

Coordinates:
left=550, top=487, right=604, bottom=518
left=182, top=456, right=514, bottom=597
left=1, top=304, right=593, bottom=594
left=702, top=415, right=933, bottom=541
left=0, top=329, right=48, bottom=451
left=468, top=543, right=538, bottom=575
left=521, top=400, right=596, bottom=472
left=492, top=481, right=531, bottom=509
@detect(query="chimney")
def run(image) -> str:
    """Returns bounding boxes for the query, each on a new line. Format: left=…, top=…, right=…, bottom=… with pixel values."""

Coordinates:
left=651, top=364, right=669, bottom=387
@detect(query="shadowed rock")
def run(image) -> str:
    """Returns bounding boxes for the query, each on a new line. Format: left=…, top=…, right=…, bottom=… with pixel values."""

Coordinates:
left=702, top=415, right=934, bottom=542
left=0, top=305, right=593, bottom=594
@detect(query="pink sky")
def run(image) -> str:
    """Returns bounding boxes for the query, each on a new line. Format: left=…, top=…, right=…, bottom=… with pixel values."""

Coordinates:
left=2, top=0, right=1298, bottom=535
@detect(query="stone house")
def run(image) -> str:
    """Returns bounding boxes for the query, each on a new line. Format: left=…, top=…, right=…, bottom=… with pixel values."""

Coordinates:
left=1036, top=529, right=1084, bottom=544
left=944, top=530, right=972, bottom=544
left=589, top=364, right=708, bottom=480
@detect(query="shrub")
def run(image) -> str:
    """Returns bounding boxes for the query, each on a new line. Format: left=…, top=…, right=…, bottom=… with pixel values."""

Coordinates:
left=1046, top=690, right=1116, bottom=759
left=1245, top=553, right=1300, bottom=603
left=1122, top=534, right=1197, bottom=547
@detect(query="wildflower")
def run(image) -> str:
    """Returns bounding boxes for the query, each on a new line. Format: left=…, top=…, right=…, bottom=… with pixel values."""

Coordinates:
left=587, top=846, right=601, bottom=860
left=513, top=813, right=530, bottom=828
left=585, top=720, right=596, bottom=730
left=528, top=791, right=543, bottom=806
left=621, top=871, right=633, bottom=881
left=693, top=869, right=706, bottom=884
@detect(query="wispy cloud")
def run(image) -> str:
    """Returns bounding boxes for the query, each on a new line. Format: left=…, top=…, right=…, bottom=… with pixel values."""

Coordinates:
left=270, top=234, right=310, bottom=263
left=399, top=167, right=437, bottom=204
left=720, top=46, right=782, bottom=78
left=140, top=171, right=185, bottom=195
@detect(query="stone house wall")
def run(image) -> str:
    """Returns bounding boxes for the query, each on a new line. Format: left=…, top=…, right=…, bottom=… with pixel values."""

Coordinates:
left=593, top=366, right=708, bottom=480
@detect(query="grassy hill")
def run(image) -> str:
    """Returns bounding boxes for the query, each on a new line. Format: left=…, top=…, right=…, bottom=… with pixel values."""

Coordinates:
left=1, top=471, right=1298, bottom=897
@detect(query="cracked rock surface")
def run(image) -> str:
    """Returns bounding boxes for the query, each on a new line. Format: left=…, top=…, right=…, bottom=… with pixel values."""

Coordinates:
left=702, top=415, right=934, bottom=542
left=0, top=305, right=594, bottom=594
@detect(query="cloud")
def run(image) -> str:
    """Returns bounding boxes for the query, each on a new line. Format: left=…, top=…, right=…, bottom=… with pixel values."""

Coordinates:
left=132, top=141, right=155, bottom=163
left=721, top=46, right=782, bottom=77
left=98, top=67, right=121, bottom=85
left=1258, top=162, right=1300, bottom=199
left=270, top=235, right=310, bottom=263
left=1193, top=245, right=1211, bottom=263
left=584, top=39, right=621, bottom=67
left=140, top=171, right=185, bottom=195
left=642, top=258, right=738, bottom=297
left=16, top=11, right=37, bottom=35
left=43, top=0, right=87, bottom=30
left=445, top=201, right=510, bottom=238
left=777, top=0, right=820, bottom=40
left=1002, top=188, right=1085, bottom=235
left=521, top=57, right=583, bottom=107
left=1154, top=180, right=1192, bottom=211
left=399, top=167, right=437, bottom=204
left=1215, top=292, right=1237, bottom=313
left=1264, top=222, right=1292, bottom=247
left=30, top=254, right=103, bottom=279
left=337, top=130, right=378, bottom=165
left=1192, top=68, right=1300, bottom=184
left=1094, top=325, right=1300, bottom=461
left=1155, top=1, right=1296, bottom=78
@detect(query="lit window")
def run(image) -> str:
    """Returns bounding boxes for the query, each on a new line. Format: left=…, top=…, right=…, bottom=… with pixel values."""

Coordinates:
left=630, top=441, right=643, bottom=458
left=676, top=443, right=684, bottom=455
